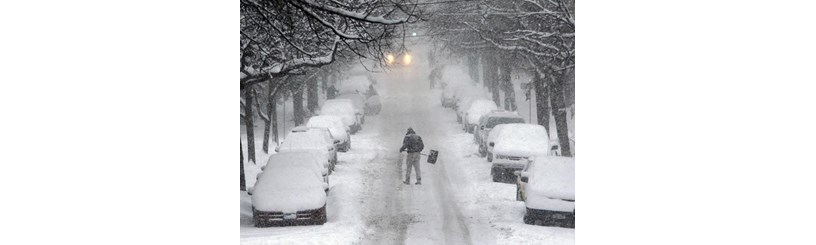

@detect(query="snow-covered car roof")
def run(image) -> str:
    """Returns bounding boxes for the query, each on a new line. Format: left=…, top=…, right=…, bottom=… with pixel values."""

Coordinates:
left=466, top=99, right=499, bottom=123
left=321, top=99, right=356, bottom=113
left=527, top=156, right=575, bottom=202
left=487, top=124, right=513, bottom=145
left=457, top=95, right=487, bottom=114
left=336, top=93, right=365, bottom=111
left=479, top=111, right=525, bottom=128
left=278, top=132, right=332, bottom=151
left=287, top=127, right=332, bottom=145
left=252, top=166, right=327, bottom=213
left=307, top=116, right=349, bottom=139
left=264, top=151, right=328, bottom=175
left=492, top=124, right=550, bottom=156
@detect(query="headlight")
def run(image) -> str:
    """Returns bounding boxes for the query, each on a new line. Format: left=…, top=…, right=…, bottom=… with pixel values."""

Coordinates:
left=403, top=53, right=411, bottom=64
left=386, top=54, right=395, bottom=64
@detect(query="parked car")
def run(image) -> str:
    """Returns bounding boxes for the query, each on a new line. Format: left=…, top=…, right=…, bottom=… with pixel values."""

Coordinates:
left=455, top=95, right=486, bottom=123
left=252, top=166, right=328, bottom=227
left=514, top=156, right=574, bottom=228
left=441, top=83, right=460, bottom=108
left=319, top=99, right=362, bottom=134
left=335, top=92, right=366, bottom=124
left=463, top=99, right=498, bottom=133
left=306, top=115, right=351, bottom=152
left=489, top=124, right=551, bottom=182
left=476, top=111, right=525, bottom=155
left=485, top=124, right=511, bottom=162
left=261, top=151, right=329, bottom=189
left=276, top=128, right=338, bottom=171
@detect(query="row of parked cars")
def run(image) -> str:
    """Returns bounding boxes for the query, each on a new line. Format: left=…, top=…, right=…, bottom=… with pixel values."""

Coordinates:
left=249, top=89, right=381, bottom=227
left=441, top=82, right=575, bottom=228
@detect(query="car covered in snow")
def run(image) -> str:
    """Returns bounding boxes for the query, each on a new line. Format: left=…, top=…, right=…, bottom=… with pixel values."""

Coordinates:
left=319, top=99, right=362, bottom=134
left=455, top=95, right=487, bottom=123
left=441, top=84, right=460, bottom=108
left=276, top=127, right=338, bottom=171
left=306, top=115, right=351, bottom=152
left=514, top=156, right=574, bottom=228
left=335, top=92, right=366, bottom=124
left=488, top=124, right=551, bottom=182
left=476, top=111, right=525, bottom=155
left=463, top=99, right=498, bottom=133
left=252, top=166, right=328, bottom=227
left=260, top=151, right=329, bottom=190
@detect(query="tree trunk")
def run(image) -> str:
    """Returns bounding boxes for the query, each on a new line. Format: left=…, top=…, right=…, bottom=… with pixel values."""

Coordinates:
left=292, top=83, right=305, bottom=126
left=487, top=56, right=501, bottom=106
left=243, top=86, right=256, bottom=163
left=321, top=71, right=328, bottom=95
left=467, top=54, right=480, bottom=84
left=500, top=61, right=516, bottom=111
left=533, top=72, right=550, bottom=133
left=307, top=75, right=319, bottom=113
left=481, top=53, right=490, bottom=89
left=272, top=91, right=279, bottom=144
left=240, top=141, right=246, bottom=191
left=550, top=73, right=572, bottom=157
left=262, top=81, right=274, bottom=153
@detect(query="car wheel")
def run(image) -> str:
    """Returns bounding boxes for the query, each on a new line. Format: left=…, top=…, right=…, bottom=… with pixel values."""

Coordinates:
left=523, top=213, right=535, bottom=225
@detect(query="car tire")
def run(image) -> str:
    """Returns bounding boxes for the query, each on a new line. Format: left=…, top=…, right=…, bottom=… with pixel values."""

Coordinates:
left=523, top=213, right=535, bottom=225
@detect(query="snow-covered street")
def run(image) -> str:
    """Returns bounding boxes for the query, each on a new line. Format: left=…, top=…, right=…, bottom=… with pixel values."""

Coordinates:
left=241, top=63, right=574, bottom=244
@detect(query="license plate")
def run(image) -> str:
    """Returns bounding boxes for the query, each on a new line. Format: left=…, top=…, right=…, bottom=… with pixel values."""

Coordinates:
left=283, top=213, right=296, bottom=220
left=552, top=214, right=567, bottom=219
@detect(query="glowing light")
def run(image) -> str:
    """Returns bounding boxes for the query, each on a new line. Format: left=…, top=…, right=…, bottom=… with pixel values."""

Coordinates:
left=403, top=53, right=412, bottom=65
left=386, top=53, right=395, bottom=64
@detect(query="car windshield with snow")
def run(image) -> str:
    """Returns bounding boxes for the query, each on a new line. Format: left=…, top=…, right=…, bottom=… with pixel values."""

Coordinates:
left=463, top=99, right=498, bottom=133
left=489, top=124, right=551, bottom=182
left=277, top=129, right=337, bottom=171
left=319, top=99, right=361, bottom=133
left=476, top=111, right=525, bottom=155
left=307, top=115, right=351, bottom=152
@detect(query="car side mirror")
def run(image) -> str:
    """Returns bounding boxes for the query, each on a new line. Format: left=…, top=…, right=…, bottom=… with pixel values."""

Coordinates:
left=520, top=176, right=529, bottom=183
left=480, top=125, right=485, bottom=130
left=247, top=187, right=253, bottom=196
left=489, top=142, right=494, bottom=147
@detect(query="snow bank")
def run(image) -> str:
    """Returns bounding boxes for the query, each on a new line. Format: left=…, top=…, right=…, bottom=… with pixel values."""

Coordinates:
left=252, top=167, right=327, bottom=213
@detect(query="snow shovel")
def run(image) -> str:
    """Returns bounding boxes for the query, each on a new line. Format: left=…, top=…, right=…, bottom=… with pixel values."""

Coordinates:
left=420, top=150, right=439, bottom=164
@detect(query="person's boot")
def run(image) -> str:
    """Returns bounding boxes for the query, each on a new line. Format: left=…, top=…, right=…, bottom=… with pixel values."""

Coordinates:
left=403, top=180, right=410, bottom=185
left=415, top=179, right=421, bottom=185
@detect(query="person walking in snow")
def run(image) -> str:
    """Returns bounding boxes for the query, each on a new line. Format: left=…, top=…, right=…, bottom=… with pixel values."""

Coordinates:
left=399, top=127, right=424, bottom=185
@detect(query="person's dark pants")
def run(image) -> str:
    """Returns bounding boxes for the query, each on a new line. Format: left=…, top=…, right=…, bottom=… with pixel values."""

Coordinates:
left=405, top=152, right=421, bottom=183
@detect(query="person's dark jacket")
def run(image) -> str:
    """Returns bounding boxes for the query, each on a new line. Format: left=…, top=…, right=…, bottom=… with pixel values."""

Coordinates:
left=400, top=128, right=424, bottom=153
